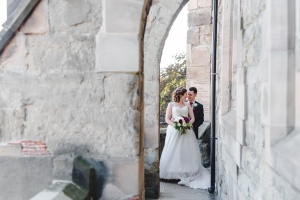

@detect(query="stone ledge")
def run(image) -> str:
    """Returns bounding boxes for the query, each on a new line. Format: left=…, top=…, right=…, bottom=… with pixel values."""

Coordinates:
left=30, top=181, right=89, bottom=200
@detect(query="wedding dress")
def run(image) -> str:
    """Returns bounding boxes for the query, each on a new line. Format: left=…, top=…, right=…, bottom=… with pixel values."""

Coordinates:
left=159, top=102, right=210, bottom=189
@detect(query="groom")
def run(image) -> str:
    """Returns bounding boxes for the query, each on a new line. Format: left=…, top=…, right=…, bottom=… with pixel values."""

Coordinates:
left=187, top=87, right=204, bottom=139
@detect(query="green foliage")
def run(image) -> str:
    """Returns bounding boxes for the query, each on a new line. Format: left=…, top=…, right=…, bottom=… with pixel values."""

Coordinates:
left=160, top=52, right=186, bottom=122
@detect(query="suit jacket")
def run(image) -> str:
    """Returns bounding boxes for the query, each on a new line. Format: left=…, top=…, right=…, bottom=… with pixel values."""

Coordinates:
left=191, top=101, right=204, bottom=130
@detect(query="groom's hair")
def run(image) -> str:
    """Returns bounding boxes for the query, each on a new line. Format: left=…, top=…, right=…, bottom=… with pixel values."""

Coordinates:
left=189, top=87, right=197, bottom=94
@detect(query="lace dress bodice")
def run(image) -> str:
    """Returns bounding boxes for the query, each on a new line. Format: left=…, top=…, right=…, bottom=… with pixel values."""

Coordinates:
left=172, top=102, right=189, bottom=118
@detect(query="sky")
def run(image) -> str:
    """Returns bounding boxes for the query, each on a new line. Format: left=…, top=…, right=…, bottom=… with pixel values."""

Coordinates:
left=160, top=5, right=187, bottom=68
left=0, top=2, right=187, bottom=66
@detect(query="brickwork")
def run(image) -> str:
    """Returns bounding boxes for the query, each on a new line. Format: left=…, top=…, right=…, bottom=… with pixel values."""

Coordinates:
left=2, top=140, right=51, bottom=156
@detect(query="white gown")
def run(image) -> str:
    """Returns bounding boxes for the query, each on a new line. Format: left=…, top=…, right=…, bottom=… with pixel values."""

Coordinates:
left=159, top=102, right=211, bottom=189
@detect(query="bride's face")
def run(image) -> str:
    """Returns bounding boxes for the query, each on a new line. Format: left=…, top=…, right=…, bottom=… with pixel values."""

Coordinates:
left=180, top=92, right=187, bottom=102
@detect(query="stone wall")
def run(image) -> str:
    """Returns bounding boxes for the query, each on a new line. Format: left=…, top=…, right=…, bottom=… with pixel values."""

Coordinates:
left=215, top=0, right=300, bottom=200
left=0, top=0, right=144, bottom=199
left=186, top=0, right=212, bottom=121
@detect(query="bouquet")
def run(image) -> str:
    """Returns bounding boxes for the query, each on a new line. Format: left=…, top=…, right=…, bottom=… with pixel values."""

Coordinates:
left=173, top=116, right=192, bottom=135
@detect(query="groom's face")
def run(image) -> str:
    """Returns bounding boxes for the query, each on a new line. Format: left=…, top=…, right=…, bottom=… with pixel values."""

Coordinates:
left=187, top=91, right=196, bottom=102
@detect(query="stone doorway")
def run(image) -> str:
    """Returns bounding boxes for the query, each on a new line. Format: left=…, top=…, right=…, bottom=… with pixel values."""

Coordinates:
left=142, top=0, right=213, bottom=198
left=143, top=0, right=188, bottom=198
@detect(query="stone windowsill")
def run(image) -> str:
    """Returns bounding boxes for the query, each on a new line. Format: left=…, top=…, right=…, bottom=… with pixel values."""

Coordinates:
left=271, top=129, right=300, bottom=191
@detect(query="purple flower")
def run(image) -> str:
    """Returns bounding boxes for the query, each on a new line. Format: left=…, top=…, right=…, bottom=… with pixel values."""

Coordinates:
left=184, top=117, right=189, bottom=123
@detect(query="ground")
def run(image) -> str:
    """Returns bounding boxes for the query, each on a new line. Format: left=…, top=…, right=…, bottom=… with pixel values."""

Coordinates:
left=147, top=181, right=219, bottom=200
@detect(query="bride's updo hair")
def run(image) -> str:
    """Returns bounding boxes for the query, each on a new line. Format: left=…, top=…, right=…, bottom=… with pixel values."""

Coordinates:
left=172, top=87, right=187, bottom=102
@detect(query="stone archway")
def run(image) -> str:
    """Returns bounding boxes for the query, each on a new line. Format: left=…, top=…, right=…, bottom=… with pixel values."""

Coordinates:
left=142, top=0, right=188, bottom=198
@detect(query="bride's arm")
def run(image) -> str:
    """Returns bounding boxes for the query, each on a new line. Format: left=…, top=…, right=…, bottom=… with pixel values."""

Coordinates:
left=165, top=103, right=174, bottom=126
left=188, top=104, right=195, bottom=124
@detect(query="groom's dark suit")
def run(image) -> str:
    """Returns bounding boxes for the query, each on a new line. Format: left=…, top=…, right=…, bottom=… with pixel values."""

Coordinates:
left=190, top=101, right=204, bottom=139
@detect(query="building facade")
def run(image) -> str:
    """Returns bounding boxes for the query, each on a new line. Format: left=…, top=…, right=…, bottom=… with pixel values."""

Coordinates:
left=0, top=0, right=299, bottom=199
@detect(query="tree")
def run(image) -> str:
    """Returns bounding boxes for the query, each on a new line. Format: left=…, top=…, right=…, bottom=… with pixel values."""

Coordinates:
left=160, top=52, right=186, bottom=122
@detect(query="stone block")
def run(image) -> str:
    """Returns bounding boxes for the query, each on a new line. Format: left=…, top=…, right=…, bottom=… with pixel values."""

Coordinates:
left=187, top=27, right=200, bottom=44
left=222, top=110, right=237, bottom=138
left=0, top=144, right=22, bottom=156
left=236, top=66, right=245, bottom=86
left=296, top=73, right=300, bottom=128
left=144, top=125, right=159, bottom=148
left=236, top=84, right=246, bottom=119
left=63, top=0, right=91, bottom=26
left=187, top=0, right=198, bottom=11
left=186, top=44, right=192, bottom=66
left=268, top=51, right=295, bottom=141
left=95, top=33, right=139, bottom=72
left=191, top=45, right=211, bottom=66
left=235, top=142, right=242, bottom=167
left=0, top=157, right=53, bottom=199
left=224, top=151, right=238, bottom=184
left=198, top=0, right=212, bottom=8
left=269, top=1, right=294, bottom=51
left=236, top=118, right=245, bottom=145
left=20, top=0, right=49, bottom=34
left=104, top=0, right=143, bottom=33
left=271, top=130, right=300, bottom=191
left=200, top=32, right=212, bottom=45
left=187, top=66, right=210, bottom=79
left=188, top=8, right=212, bottom=26
left=260, top=83, right=268, bottom=126
left=30, top=181, right=89, bottom=200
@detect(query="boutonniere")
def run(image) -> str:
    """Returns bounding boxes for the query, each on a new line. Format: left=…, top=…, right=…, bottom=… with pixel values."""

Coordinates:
left=193, top=103, right=198, bottom=108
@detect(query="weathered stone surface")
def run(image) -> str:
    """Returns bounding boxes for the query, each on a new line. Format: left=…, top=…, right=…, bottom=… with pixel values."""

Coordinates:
left=95, top=33, right=139, bottom=72
left=187, top=0, right=198, bottom=11
left=20, top=0, right=49, bottom=34
left=0, top=144, right=22, bottom=156
left=53, top=155, right=74, bottom=181
left=187, top=27, right=199, bottom=44
left=198, top=0, right=212, bottom=8
left=191, top=45, right=211, bottom=66
left=0, top=156, right=53, bottom=200
left=104, top=0, right=143, bottom=33
left=188, top=8, right=211, bottom=26
left=48, top=0, right=102, bottom=34
left=144, top=148, right=160, bottom=199
left=30, top=181, right=89, bottom=200
left=200, top=25, right=212, bottom=45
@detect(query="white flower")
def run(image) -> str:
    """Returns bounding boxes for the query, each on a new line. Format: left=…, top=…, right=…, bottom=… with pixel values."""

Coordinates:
left=193, top=103, right=198, bottom=107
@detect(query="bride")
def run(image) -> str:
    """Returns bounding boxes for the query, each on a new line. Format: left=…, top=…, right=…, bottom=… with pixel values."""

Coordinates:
left=159, top=87, right=210, bottom=189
